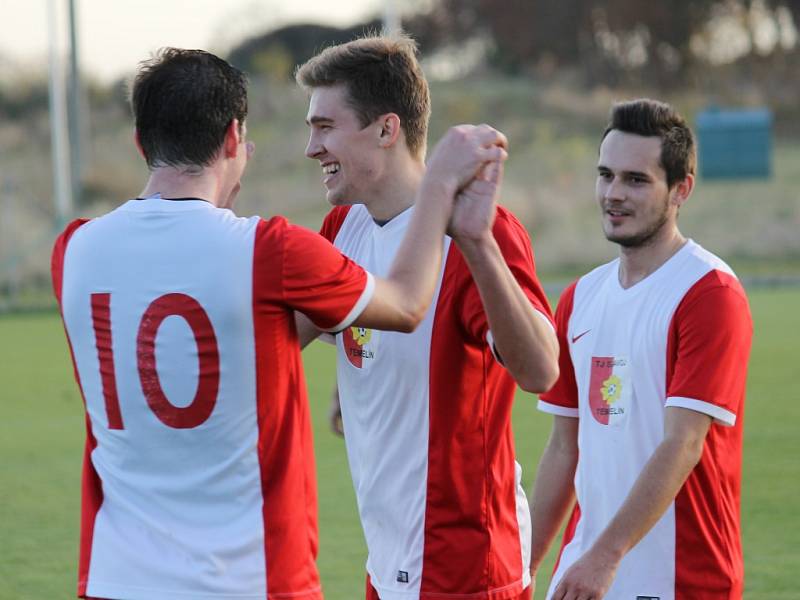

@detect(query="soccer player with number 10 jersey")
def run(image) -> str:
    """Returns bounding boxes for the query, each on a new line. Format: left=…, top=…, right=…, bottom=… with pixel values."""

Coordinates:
left=52, top=47, right=509, bottom=600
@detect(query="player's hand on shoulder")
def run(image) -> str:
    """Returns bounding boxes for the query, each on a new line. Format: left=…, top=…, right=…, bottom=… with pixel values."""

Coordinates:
left=551, top=548, right=618, bottom=600
left=425, top=124, right=508, bottom=195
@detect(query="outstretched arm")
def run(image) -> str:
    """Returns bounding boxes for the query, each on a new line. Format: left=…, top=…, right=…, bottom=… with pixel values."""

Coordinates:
left=550, top=406, right=711, bottom=600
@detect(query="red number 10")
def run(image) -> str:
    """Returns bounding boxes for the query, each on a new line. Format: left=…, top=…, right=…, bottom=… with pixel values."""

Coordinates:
left=90, top=292, right=220, bottom=430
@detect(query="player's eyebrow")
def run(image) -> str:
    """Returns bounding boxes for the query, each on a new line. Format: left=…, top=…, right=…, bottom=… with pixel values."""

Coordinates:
left=306, top=115, right=334, bottom=126
left=597, top=165, right=652, bottom=180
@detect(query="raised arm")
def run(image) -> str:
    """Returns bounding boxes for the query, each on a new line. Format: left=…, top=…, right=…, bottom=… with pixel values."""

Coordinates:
left=448, top=162, right=558, bottom=392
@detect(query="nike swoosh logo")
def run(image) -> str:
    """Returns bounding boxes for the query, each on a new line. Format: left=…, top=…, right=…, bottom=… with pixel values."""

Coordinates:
left=571, top=329, right=591, bottom=344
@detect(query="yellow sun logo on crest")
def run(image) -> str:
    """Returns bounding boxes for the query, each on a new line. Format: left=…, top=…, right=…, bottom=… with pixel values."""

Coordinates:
left=351, top=327, right=372, bottom=346
left=601, top=374, right=622, bottom=404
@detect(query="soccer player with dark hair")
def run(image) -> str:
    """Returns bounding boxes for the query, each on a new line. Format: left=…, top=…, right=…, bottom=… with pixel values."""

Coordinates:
left=530, top=99, right=753, bottom=599
left=295, top=34, right=559, bottom=600
left=51, top=47, right=508, bottom=600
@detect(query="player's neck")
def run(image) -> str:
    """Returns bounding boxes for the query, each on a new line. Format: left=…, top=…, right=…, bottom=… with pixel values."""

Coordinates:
left=140, top=166, right=227, bottom=207
left=617, top=227, right=687, bottom=289
left=363, top=157, right=425, bottom=223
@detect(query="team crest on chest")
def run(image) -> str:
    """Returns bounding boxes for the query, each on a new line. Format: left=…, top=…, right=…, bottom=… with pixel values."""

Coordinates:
left=342, top=326, right=378, bottom=368
left=588, top=356, right=632, bottom=425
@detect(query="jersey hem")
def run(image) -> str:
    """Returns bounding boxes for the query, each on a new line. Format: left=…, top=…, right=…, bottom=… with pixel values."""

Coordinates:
left=536, top=399, right=579, bottom=418
left=323, top=271, right=375, bottom=332
left=416, top=578, right=526, bottom=599
left=85, top=581, right=323, bottom=599
left=665, top=396, right=736, bottom=426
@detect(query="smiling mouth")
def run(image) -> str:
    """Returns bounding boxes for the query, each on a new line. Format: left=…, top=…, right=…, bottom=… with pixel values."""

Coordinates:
left=321, top=163, right=340, bottom=188
left=322, top=163, right=340, bottom=176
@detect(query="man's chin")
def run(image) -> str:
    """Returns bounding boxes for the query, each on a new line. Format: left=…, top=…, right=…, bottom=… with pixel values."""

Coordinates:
left=326, top=191, right=355, bottom=207
left=604, top=229, right=658, bottom=249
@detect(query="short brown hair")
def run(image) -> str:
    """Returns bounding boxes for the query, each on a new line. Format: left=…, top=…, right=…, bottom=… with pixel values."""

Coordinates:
left=601, top=99, right=696, bottom=188
left=132, top=48, right=248, bottom=169
left=295, top=34, right=431, bottom=158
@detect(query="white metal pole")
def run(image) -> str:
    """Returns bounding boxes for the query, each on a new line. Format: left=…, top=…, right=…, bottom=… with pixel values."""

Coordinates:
left=383, top=0, right=401, bottom=34
left=68, top=0, right=83, bottom=207
left=47, top=0, right=73, bottom=227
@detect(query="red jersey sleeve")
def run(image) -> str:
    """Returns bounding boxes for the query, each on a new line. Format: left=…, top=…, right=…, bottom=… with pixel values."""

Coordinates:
left=665, top=270, right=752, bottom=426
left=254, top=217, right=374, bottom=332
left=51, top=218, right=90, bottom=304
left=319, top=205, right=351, bottom=242
left=538, top=280, right=580, bottom=416
left=457, top=207, right=554, bottom=348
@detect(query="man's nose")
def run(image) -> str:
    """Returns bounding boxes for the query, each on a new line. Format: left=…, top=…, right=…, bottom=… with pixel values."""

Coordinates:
left=305, top=134, right=322, bottom=159
left=605, top=176, right=625, bottom=201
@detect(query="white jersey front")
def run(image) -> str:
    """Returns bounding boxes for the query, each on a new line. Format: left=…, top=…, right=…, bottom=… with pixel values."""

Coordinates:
left=53, top=197, right=373, bottom=599
left=539, top=240, right=752, bottom=600
left=321, top=204, right=553, bottom=600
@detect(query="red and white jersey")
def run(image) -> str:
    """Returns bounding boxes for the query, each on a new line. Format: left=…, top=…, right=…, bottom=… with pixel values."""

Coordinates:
left=539, top=240, right=752, bottom=600
left=51, top=197, right=374, bottom=600
left=321, top=204, right=553, bottom=600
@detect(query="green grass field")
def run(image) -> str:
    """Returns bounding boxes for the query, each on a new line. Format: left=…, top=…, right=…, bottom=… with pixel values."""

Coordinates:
left=1, top=288, right=798, bottom=599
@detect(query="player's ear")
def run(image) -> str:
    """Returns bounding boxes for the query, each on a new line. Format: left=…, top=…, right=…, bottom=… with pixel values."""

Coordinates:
left=671, top=173, right=694, bottom=208
left=133, top=129, right=146, bottom=160
left=223, top=119, right=243, bottom=159
left=377, top=113, right=401, bottom=149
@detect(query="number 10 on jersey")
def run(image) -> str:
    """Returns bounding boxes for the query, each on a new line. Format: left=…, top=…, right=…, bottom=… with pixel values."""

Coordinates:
left=90, top=292, right=220, bottom=430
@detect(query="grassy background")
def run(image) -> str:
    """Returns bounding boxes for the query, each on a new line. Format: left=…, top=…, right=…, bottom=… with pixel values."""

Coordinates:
left=1, top=287, right=798, bottom=598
